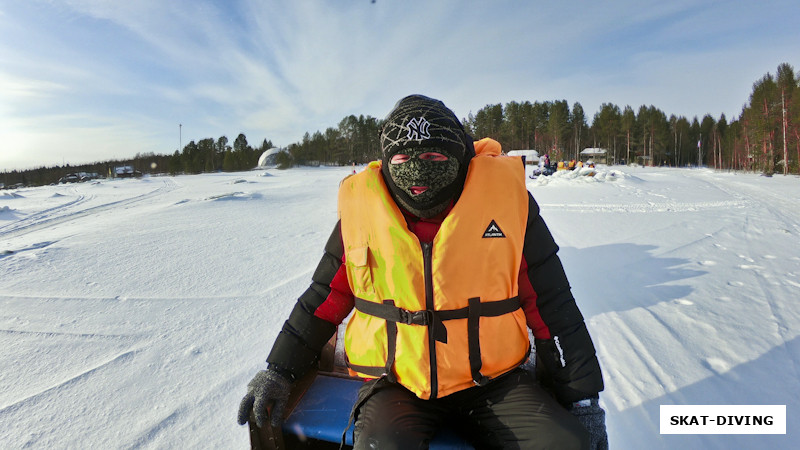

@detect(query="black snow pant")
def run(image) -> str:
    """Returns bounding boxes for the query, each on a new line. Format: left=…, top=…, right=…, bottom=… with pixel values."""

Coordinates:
left=351, top=368, right=589, bottom=450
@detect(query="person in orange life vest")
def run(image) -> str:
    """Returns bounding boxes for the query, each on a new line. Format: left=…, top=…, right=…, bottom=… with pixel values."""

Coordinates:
left=238, top=95, right=607, bottom=449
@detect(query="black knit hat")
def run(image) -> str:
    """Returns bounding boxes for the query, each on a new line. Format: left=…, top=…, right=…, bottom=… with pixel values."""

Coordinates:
left=380, top=95, right=474, bottom=163
left=379, top=95, right=475, bottom=218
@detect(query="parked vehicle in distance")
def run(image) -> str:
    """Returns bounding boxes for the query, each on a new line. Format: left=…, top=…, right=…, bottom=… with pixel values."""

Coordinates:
left=59, top=174, right=81, bottom=184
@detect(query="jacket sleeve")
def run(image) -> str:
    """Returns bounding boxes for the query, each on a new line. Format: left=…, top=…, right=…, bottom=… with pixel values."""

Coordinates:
left=520, top=192, right=604, bottom=405
left=266, top=220, right=352, bottom=380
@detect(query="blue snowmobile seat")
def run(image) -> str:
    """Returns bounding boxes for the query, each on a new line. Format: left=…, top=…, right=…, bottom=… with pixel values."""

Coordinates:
left=283, top=374, right=473, bottom=449
left=248, top=330, right=541, bottom=448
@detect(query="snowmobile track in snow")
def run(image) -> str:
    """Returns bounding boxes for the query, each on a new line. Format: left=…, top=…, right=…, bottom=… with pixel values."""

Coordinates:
left=0, top=178, right=179, bottom=239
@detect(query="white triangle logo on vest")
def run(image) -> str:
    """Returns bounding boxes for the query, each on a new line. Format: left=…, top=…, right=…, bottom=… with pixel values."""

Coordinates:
left=482, top=220, right=506, bottom=238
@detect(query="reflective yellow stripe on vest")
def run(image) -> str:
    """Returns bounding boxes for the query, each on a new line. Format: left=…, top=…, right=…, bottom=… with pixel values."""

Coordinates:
left=338, top=142, right=530, bottom=399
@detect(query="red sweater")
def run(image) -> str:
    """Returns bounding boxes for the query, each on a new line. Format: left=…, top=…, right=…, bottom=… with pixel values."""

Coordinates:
left=312, top=206, right=550, bottom=339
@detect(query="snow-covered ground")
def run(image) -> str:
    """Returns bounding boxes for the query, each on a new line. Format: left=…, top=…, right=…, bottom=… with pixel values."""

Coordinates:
left=1, top=165, right=798, bottom=449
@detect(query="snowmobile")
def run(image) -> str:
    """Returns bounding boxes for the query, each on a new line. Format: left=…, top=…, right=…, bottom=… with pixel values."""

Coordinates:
left=529, top=164, right=556, bottom=179
left=248, top=331, right=475, bottom=449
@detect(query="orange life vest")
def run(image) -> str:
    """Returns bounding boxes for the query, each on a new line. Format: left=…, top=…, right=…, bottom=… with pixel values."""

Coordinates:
left=337, top=138, right=530, bottom=399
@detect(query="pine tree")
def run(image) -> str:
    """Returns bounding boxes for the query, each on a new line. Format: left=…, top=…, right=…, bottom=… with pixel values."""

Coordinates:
left=776, top=63, right=797, bottom=174
left=571, top=102, right=587, bottom=161
left=548, top=100, right=570, bottom=159
left=747, top=74, right=779, bottom=173
left=593, top=104, right=621, bottom=164
left=621, top=106, right=636, bottom=165
left=233, top=133, right=251, bottom=171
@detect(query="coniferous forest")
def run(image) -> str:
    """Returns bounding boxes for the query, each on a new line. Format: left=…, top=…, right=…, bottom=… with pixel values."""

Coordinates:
left=3, top=62, right=799, bottom=188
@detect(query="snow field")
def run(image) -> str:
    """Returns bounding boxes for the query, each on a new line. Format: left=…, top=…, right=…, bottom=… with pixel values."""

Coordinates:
left=1, top=165, right=798, bottom=449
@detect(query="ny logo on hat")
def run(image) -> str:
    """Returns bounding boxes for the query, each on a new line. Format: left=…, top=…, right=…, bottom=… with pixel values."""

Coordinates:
left=406, top=117, right=431, bottom=140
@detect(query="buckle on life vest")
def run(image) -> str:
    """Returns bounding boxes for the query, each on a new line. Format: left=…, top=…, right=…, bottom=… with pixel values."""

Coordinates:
left=400, top=309, right=432, bottom=326
left=473, top=373, right=491, bottom=387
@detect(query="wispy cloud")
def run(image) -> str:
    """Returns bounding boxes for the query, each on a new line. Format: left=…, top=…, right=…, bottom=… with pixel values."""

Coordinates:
left=0, top=72, right=67, bottom=100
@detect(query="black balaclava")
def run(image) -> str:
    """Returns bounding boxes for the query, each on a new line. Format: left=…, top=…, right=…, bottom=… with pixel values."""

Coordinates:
left=380, top=95, right=475, bottom=218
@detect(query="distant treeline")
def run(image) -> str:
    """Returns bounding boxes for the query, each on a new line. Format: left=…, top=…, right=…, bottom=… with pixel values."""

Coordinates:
left=1, top=134, right=273, bottom=188
left=3, top=62, right=798, bottom=188
left=462, top=62, right=799, bottom=175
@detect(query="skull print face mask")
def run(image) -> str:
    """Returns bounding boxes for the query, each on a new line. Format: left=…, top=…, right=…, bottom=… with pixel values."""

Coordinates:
left=386, top=147, right=460, bottom=218
left=379, top=95, right=474, bottom=218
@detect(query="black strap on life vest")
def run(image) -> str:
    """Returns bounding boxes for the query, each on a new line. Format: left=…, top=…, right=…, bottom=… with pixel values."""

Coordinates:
left=468, top=297, right=490, bottom=386
left=350, top=295, right=520, bottom=386
left=346, top=299, right=400, bottom=379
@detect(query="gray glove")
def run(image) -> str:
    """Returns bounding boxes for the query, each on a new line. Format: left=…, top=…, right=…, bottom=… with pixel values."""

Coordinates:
left=237, top=369, right=292, bottom=428
left=569, top=397, right=608, bottom=450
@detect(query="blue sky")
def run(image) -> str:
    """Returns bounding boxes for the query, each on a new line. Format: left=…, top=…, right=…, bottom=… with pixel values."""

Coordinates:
left=1, top=0, right=797, bottom=171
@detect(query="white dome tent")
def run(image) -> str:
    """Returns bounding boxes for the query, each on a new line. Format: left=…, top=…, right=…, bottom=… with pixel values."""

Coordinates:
left=257, top=147, right=286, bottom=167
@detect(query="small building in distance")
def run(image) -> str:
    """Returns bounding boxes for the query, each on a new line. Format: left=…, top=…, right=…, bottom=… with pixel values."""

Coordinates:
left=506, top=150, right=540, bottom=165
left=580, top=148, right=607, bottom=164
